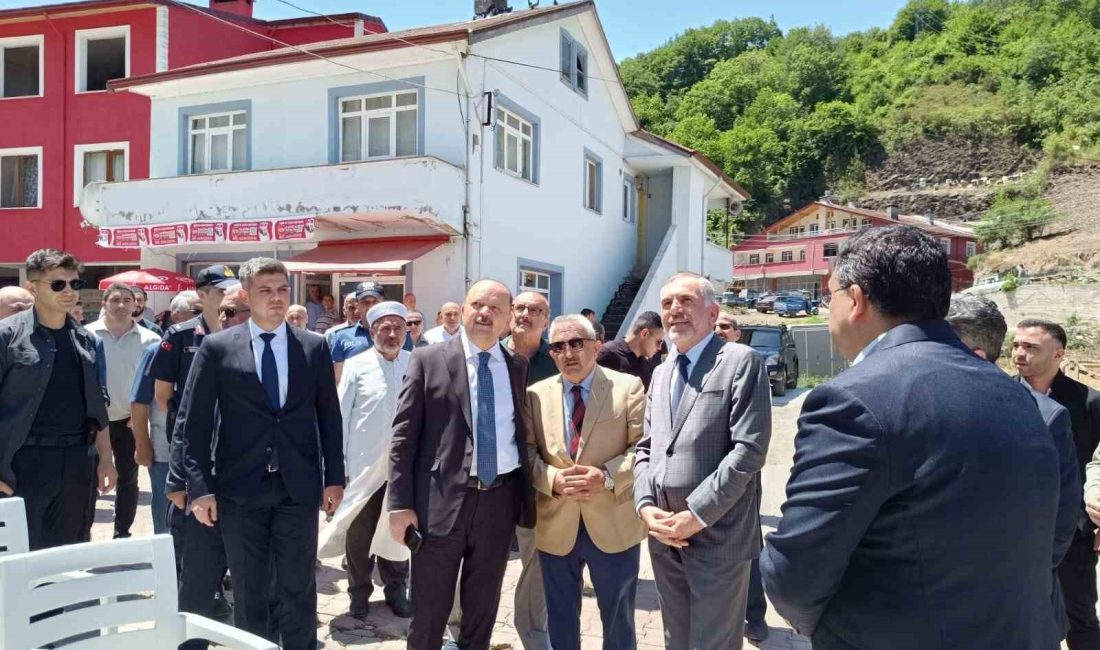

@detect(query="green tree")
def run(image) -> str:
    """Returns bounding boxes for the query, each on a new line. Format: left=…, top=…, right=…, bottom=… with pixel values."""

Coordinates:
left=975, top=197, right=1057, bottom=248
left=890, top=0, right=951, bottom=42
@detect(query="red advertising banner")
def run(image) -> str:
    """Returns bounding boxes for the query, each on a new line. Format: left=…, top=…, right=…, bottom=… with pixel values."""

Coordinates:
left=97, top=217, right=316, bottom=249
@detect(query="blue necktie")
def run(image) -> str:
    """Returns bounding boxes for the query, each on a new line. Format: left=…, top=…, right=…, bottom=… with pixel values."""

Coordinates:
left=476, top=351, right=498, bottom=485
left=671, top=354, right=690, bottom=417
left=260, top=332, right=280, bottom=410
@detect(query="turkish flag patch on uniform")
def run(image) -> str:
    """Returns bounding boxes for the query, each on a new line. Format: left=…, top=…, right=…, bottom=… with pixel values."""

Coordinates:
left=161, top=340, right=173, bottom=351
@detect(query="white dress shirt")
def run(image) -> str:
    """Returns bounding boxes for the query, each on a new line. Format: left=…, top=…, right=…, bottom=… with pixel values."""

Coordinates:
left=423, top=325, right=462, bottom=345
left=461, top=328, right=519, bottom=477
left=86, top=319, right=161, bottom=421
left=852, top=330, right=890, bottom=366
left=668, top=332, right=716, bottom=413
left=248, top=319, right=289, bottom=408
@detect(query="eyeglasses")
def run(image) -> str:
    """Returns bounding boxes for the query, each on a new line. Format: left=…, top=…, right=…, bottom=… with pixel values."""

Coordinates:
left=548, top=338, right=594, bottom=354
left=219, top=307, right=250, bottom=318
left=513, top=304, right=546, bottom=316
left=190, top=308, right=203, bottom=316
left=715, top=323, right=738, bottom=331
left=37, top=279, right=85, bottom=292
left=406, top=320, right=423, bottom=327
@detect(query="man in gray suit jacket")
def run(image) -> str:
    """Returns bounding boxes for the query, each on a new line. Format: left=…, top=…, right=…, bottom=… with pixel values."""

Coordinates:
left=633, top=272, right=772, bottom=650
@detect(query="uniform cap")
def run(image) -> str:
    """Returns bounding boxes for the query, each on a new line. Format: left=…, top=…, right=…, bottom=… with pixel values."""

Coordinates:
left=354, top=281, right=384, bottom=301
left=195, top=265, right=239, bottom=290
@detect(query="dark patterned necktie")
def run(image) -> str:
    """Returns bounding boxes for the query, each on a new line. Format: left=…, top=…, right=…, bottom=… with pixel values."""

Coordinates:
left=476, top=351, right=498, bottom=484
left=569, top=385, right=585, bottom=459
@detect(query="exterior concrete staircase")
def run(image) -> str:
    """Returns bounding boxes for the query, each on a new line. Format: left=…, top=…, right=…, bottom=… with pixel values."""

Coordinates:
left=600, top=274, right=644, bottom=340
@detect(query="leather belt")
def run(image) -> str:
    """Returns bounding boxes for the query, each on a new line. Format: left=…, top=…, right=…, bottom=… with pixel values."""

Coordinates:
left=466, top=471, right=514, bottom=491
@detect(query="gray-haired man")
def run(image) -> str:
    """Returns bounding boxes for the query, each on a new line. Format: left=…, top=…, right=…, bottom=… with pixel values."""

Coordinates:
left=633, top=272, right=772, bottom=649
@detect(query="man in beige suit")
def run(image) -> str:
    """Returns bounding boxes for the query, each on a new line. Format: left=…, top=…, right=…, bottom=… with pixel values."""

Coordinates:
left=527, top=314, right=646, bottom=650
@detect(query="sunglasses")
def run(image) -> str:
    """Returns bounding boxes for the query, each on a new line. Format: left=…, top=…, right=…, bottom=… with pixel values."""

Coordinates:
left=715, top=323, right=737, bottom=331
left=548, top=337, right=594, bottom=354
left=406, top=320, right=423, bottom=327
left=219, top=307, right=250, bottom=318
left=38, top=279, right=85, bottom=292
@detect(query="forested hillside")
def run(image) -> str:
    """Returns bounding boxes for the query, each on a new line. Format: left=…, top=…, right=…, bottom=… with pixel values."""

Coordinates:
left=622, top=0, right=1100, bottom=249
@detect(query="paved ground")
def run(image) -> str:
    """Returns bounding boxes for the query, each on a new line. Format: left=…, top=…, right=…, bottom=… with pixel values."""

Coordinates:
left=92, top=391, right=814, bottom=648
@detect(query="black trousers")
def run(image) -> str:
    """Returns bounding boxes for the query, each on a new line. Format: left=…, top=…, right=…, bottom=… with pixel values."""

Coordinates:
left=1059, top=529, right=1100, bottom=650
left=168, top=503, right=229, bottom=650
left=218, top=473, right=319, bottom=650
left=408, top=479, right=519, bottom=650
left=346, top=483, right=408, bottom=614
left=12, top=444, right=96, bottom=551
left=108, top=418, right=139, bottom=538
left=746, top=557, right=767, bottom=625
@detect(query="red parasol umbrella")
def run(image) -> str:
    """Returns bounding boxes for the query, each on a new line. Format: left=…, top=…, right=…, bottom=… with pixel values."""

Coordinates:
left=98, top=268, right=196, bottom=293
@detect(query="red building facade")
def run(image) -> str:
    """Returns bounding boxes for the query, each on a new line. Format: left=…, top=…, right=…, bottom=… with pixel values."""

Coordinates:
left=731, top=201, right=979, bottom=297
left=0, top=0, right=384, bottom=285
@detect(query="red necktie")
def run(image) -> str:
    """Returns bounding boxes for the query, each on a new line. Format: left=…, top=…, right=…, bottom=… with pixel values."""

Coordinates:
left=569, top=385, right=585, bottom=459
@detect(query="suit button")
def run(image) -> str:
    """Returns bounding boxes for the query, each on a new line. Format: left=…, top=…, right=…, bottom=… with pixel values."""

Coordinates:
left=265, top=447, right=272, bottom=454
left=275, top=417, right=280, bottom=423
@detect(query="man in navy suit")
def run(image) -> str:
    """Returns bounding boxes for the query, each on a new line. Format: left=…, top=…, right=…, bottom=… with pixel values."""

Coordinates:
left=176, top=257, right=345, bottom=650
left=761, top=226, right=1063, bottom=649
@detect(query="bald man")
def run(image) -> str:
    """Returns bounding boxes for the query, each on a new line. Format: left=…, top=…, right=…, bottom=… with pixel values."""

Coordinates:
left=389, top=280, right=535, bottom=650
left=423, top=301, right=463, bottom=345
left=0, top=286, right=34, bottom=320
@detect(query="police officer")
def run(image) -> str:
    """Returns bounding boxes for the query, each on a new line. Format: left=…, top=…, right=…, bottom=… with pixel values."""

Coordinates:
left=151, top=265, right=238, bottom=642
left=330, top=281, right=383, bottom=381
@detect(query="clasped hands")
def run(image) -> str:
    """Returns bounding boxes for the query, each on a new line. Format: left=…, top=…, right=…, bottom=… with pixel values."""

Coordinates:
left=551, top=463, right=606, bottom=500
left=639, top=505, right=705, bottom=548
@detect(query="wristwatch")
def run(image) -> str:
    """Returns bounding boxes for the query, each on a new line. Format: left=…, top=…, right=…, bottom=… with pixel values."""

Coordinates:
left=603, top=469, right=615, bottom=491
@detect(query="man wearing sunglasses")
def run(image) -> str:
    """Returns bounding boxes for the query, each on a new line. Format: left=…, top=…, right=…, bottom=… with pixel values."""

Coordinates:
left=0, top=248, right=115, bottom=550
left=528, top=314, right=647, bottom=650
left=405, top=310, right=429, bottom=349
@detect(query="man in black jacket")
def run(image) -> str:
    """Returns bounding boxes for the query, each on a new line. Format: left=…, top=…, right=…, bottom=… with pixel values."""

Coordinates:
left=0, top=248, right=115, bottom=549
left=176, top=257, right=344, bottom=650
left=1015, top=318, right=1100, bottom=650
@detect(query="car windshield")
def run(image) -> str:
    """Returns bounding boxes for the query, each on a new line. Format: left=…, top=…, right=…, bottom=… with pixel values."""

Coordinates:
left=741, top=329, right=781, bottom=348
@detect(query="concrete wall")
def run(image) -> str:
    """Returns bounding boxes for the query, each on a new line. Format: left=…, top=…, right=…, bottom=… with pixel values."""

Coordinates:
left=988, top=284, right=1100, bottom=328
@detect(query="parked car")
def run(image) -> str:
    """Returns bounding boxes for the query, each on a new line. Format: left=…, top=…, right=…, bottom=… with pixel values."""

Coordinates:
left=754, top=293, right=781, bottom=313
left=739, top=324, right=799, bottom=396
left=774, top=296, right=819, bottom=317
left=720, top=292, right=741, bottom=306
left=963, top=273, right=1028, bottom=295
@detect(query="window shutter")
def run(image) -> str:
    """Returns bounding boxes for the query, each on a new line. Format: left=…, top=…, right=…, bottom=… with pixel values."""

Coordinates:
left=560, top=33, right=573, bottom=86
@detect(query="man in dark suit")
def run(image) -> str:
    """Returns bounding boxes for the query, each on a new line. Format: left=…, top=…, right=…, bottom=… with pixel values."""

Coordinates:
left=947, top=294, right=1081, bottom=640
left=1015, top=318, right=1100, bottom=650
left=388, top=279, right=535, bottom=650
left=761, top=226, right=1063, bottom=649
left=176, top=257, right=344, bottom=650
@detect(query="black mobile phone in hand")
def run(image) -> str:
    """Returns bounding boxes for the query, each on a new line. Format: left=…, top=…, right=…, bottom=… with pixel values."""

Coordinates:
left=404, top=524, right=423, bottom=554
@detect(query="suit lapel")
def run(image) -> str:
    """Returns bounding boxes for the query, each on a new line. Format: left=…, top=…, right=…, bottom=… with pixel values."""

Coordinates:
left=233, top=327, right=270, bottom=408
left=671, top=336, right=725, bottom=440
left=544, top=377, right=567, bottom=460
left=445, top=336, right=473, bottom=437
left=501, top=343, right=527, bottom=448
left=283, top=328, right=309, bottom=413
left=578, top=369, right=611, bottom=459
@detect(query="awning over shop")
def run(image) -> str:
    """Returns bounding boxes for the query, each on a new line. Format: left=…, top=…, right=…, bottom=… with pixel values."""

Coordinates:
left=283, top=236, right=449, bottom=274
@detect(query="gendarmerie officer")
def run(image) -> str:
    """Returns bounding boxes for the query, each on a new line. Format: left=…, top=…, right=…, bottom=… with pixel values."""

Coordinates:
left=151, top=265, right=238, bottom=642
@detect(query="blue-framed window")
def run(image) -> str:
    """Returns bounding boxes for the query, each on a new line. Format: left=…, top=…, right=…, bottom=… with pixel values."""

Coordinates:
left=493, top=94, right=540, bottom=184
left=583, top=149, right=602, bottom=214
left=559, top=29, right=588, bottom=98
left=328, top=77, right=425, bottom=164
left=178, top=100, right=251, bottom=175
left=622, top=174, right=636, bottom=223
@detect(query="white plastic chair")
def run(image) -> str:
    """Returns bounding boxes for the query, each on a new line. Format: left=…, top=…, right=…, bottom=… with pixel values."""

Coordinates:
left=0, top=534, right=277, bottom=649
left=0, top=497, right=31, bottom=556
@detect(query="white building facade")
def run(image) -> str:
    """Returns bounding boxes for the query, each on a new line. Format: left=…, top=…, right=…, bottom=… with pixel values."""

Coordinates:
left=80, top=1, right=746, bottom=333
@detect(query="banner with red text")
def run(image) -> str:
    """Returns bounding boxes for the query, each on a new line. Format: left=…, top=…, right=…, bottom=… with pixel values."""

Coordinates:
left=96, top=217, right=317, bottom=249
